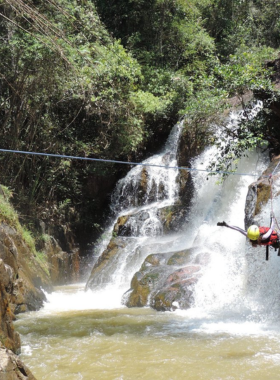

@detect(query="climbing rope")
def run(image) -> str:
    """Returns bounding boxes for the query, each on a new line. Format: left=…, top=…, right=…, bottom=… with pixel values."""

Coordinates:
left=268, top=159, right=280, bottom=259
left=269, top=174, right=280, bottom=234
left=271, top=158, right=280, bottom=177
left=263, top=163, right=280, bottom=260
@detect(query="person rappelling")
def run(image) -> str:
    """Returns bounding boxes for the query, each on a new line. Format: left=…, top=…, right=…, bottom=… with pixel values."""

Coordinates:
left=217, top=212, right=280, bottom=260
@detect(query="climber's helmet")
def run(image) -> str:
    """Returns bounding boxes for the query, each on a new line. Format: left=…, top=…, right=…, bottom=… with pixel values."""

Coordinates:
left=247, top=225, right=260, bottom=241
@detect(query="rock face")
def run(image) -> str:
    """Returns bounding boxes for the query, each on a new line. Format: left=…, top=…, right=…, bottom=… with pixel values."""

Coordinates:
left=0, top=345, right=36, bottom=380
left=86, top=237, right=127, bottom=290
left=245, top=156, right=280, bottom=227
left=0, top=273, right=20, bottom=354
left=0, top=271, right=37, bottom=378
left=34, top=218, right=80, bottom=286
left=0, top=220, right=51, bottom=378
left=0, top=223, right=51, bottom=315
left=0, top=191, right=82, bottom=377
left=113, top=205, right=189, bottom=238
left=86, top=202, right=191, bottom=290
left=124, top=247, right=208, bottom=311
left=43, top=236, right=80, bottom=285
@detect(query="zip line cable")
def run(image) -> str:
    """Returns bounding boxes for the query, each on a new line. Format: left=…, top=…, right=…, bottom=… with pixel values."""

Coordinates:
left=0, top=147, right=269, bottom=177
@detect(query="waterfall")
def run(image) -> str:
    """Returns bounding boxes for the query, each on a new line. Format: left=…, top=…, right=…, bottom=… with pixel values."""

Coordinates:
left=86, top=102, right=280, bottom=323
left=86, top=121, right=184, bottom=292
left=187, top=147, right=267, bottom=315
left=111, top=122, right=182, bottom=214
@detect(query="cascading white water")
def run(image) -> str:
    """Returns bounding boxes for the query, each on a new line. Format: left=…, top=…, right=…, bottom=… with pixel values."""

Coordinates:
left=186, top=147, right=268, bottom=316
left=111, top=122, right=182, bottom=214
left=182, top=103, right=280, bottom=326
left=85, top=121, right=184, bottom=295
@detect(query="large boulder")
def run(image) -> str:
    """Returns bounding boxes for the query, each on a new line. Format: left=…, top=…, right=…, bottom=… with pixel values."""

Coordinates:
left=86, top=237, right=128, bottom=290
left=151, top=266, right=200, bottom=311
left=124, top=247, right=207, bottom=311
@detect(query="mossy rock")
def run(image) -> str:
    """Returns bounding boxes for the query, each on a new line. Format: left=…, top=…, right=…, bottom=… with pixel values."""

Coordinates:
left=86, top=237, right=127, bottom=289
left=140, top=253, right=166, bottom=270
left=157, top=205, right=189, bottom=233
left=152, top=279, right=195, bottom=311
left=113, top=215, right=130, bottom=236
left=126, top=271, right=160, bottom=307
left=255, top=182, right=271, bottom=215
left=124, top=247, right=202, bottom=310
left=167, top=250, right=192, bottom=266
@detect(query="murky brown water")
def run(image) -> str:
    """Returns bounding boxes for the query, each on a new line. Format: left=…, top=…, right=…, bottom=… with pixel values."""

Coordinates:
left=15, top=284, right=280, bottom=380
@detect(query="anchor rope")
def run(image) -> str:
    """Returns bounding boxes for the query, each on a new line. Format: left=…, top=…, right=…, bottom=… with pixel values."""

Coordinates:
left=269, top=170, right=280, bottom=234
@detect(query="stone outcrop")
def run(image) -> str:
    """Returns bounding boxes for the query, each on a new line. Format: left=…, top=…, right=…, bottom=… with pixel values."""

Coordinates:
left=124, top=247, right=208, bottom=311
left=0, top=190, right=82, bottom=377
left=0, top=273, right=20, bottom=354
left=86, top=237, right=127, bottom=289
left=0, top=223, right=51, bottom=315
left=245, top=156, right=280, bottom=227
left=112, top=205, right=189, bottom=239
left=0, top=344, right=36, bottom=380
left=86, top=203, right=190, bottom=290
left=33, top=217, right=80, bottom=285
left=158, top=205, right=189, bottom=233
left=42, top=236, right=80, bottom=285
left=0, top=272, right=37, bottom=378
left=0, top=216, right=52, bottom=378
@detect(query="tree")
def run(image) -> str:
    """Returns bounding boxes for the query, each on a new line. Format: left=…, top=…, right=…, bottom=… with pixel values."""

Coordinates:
left=0, top=0, right=184, bottom=247
left=94, top=0, right=216, bottom=72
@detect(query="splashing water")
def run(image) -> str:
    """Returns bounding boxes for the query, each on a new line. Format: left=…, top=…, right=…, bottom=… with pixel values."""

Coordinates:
left=111, top=123, right=182, bottom=214
left=85, top=121, right=184, bottom=292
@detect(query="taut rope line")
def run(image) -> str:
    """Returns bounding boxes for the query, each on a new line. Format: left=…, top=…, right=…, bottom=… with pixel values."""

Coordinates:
left=0, top=148, right=266, bottom=178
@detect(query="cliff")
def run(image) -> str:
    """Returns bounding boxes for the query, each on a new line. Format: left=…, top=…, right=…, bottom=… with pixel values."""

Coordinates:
left=0, top=183, right=83, bottom=378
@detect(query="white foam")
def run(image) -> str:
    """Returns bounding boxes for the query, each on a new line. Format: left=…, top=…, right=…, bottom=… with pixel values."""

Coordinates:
left=41, top=284, right=124, bottom=313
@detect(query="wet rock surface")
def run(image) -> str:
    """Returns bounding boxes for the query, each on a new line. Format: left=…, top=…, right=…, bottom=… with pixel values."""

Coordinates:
left=0, top=344, right=36, bottom=380
left=124, top=247, right=207, bottom=311
left=0, top=275, right=20, bottom=354
left=113, top=204, right=189, bottom=239
left=245, top=156, right=280, bottom=227
left=86, top=237, right=128, bottom=290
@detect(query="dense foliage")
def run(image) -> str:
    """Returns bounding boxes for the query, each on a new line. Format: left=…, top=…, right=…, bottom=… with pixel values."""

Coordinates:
left=0, top=0, right=279, bottom=249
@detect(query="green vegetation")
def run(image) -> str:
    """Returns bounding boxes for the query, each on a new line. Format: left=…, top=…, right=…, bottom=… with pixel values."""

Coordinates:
left=0, top=188, right=20, bottom=229
left=35, top=251, right=50, bottom=276
left=0, top=0, right=279, bottom=247
left=0, top=186, right=37, bottom=254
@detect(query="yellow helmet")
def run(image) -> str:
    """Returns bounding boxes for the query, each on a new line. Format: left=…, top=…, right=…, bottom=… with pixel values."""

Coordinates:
left=247, top=225, right=260, bottom=240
